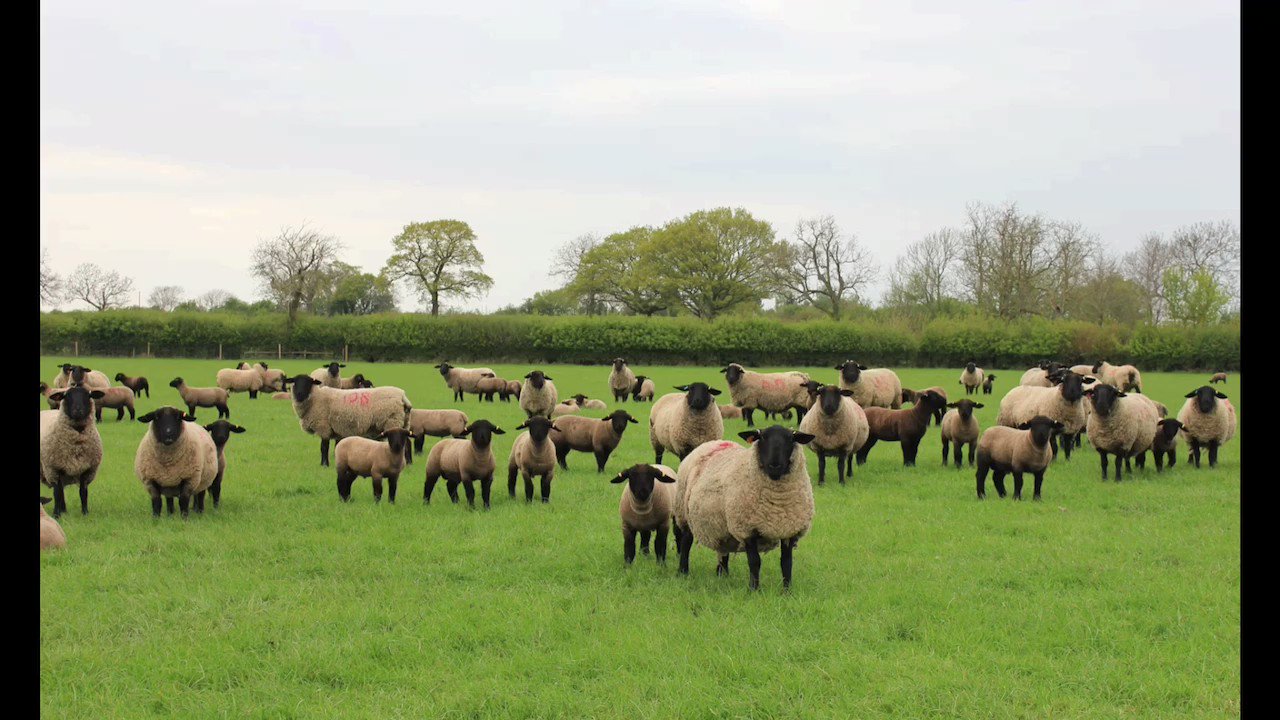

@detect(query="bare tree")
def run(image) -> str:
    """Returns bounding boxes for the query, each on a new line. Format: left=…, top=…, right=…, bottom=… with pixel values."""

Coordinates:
left=885, top=229, right=960, bottom=309
left=552, top=233, right=608, bottom=314
left=771, top=216, right=876, bottom=319
left=63, top=263, right=135, bottom=311
left=40, top=248, right=61, bottom=305
left=148, top=285, right=185, bottom=312
left=1167, top=220, right=1240, bottom=304
left=196, top=288, right=233, bottom=311
left=957, top=202, right=1059, bottom=319
left=251, top=224, right=343, bottom=329
left=1044, top=221, right=1101, bottom=317
left=1122, top=233, right=1170, bottom=323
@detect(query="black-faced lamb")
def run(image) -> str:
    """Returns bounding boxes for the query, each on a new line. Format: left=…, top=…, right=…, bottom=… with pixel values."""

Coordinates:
left=1151, top=418, right=1184, bottom=472
left=551, top=410, right=639, bottom=472
left=613, top=463, right=678, bottom=565
left=423, top=419, right=505, bottom=508
left=216, top=367, right=265, bottom=398
left=310, top=362, right=348, bottom=388
left=62, top=365, right=111, bottom=390
left=201, top=420, right=246, bottom=509
left=940, top=399, right=983, bottom=469
left=1176, top=386, right=1237, bottom=468
left=631, top=375, right=656, bottom=402
left=901, top=386, right=949, bottom=426
left=506, top=416, right=559, bottom=502
left=1091, top=361, right=1144, bottom=393
left=857, top=390, right=947, bottom=466
left=981, top=374, right=997, bottom=395
left=797, top=384, right=869, bottom=484
left=92, top=386, right=136, bottom=422
left=134, top=406, right=219, bottom=517
left=39, top=386, right=105, bottom=517
left=609, top=358, right=636, bottom=402
left=649, top=383, right=725, bottom=465
left=169, top=377, right=230, bottom=419
left=335, top=428, right=412, bottom=503
left=834, top=360, right=902, bottom=409
left=959, top=362, right=985, bottom=396
left=114, top=373, right=150, bottom=398
left=974, top=416, right=1062, bottom=500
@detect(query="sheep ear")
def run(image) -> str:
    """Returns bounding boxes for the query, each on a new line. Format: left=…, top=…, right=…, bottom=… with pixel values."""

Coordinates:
left=1116, top=391, right=1128, bottom=398
left=48, top=391, right=66, bottom=402
left=1017, top=422, right=1030, bottom=430
left=524, top=373, right=532, bottom=378
left=833, top=365, right=843, bottom=370
left=719, top=367, right=729, bottom=373
left=338, top=363, right=346, bottom=368
left=840, top=389, right=854, bottom=397
left=738, top=430, right=760, bottom=444
left=857, top=364, right=867, bottom=370
left=610, top=472, right=628, bottom=484
left=656, top=472, right=676, bottom=483
left=674, top=385, right=689, bottom=391
left=946, top=402, right=958, bottom=408
left=455, top=429, right=471, bottom=437
left=492, top=427, right=506, bottom=435
left=90, top=390, right=105, bottom=399
left=515, top=421, right=528, bottom=430
left=1184, top=390, right=1196, bottom=398
left=1081, top=377, right=1096, bottom=385
left=627, top=415, right=638, bottom=423
left=974, top=403, right=984, bottom=409
left=1215, top=391, right=1228, bottom=399
left=40, top=497, right=51, bottom=505
left=137, top=411, right=155, bottom=423
left=708, top=387, right=721, bottom=395
left=433, top=364, right=441, bottom=368
left=792, top=432, right=815, bottom=445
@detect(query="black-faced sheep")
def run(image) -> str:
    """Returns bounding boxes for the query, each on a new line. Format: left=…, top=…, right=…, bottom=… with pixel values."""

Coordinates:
left=408, top=409, right=469, bottom=454
left=834, top=360, right=902, bottom=409
left=507, top=416, right=560, bottom=502
left=134, top=406, right=219, bottom=517
left=551, top=410, right=639, bottom=472
left=114, top=373, right=150, bottom=398
left=720, top=363, right=811, bottom=426
left=609, top=358, right=636, bottom=403
left=981, top=374, right=997, bottom=395
left=201, top=420, right=246, bottom=509
left=631, top=375, right=656, bottom=402
left=39, top=386, right=105, bottom=517
left=901, top=386, right=949, bottom=426
left=1151, top=418, right=1184, bottom=472
left=216, top=367, right=265, bottom=398
left=974, top=416, right=1063, bottom=500
left=288, top=374, right=413, bottom=467
left=335, top=428, right=412, bottom=503
left=310, top=362, right=348, bottom=388
left=1209, top=372, right=1228, bottom=384
left=62, top=365, right=111, bottom=390
left=858, top=390, right=947, bottom=466
left=1083, top=383, right=1160, bottom=481
left=940, top=399, right=983, bottom=469
left=434, top=362, right=497, bottom=402
left=649, top=383, right=725, bottom=465
left=1176, top=386, right=1237, bottom=468
left=423, top=419, right=505, bottom=508
left=519, top=370, right=559, bottom=419
left=797, top=384, right=869, bottom=485
left=996, top=371, right=1096, bottom=460
left=169, top=377, right=230, bottom=419
left=959, top=362, right=985, bottom=396
left=613, top=463, right=678, bottom=565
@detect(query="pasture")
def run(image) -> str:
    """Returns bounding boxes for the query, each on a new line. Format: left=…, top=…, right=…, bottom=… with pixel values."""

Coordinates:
left=39, top=357, right=1241, bottom=718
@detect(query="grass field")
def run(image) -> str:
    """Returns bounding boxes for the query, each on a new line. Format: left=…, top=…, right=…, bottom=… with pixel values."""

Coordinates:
left=39, top=357, right=1241, bottom=719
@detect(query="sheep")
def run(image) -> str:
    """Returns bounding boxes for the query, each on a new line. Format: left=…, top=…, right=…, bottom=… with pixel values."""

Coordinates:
left=1176, top=386, right=1238, bottom=468
left=940, top=399, right=984, bottom=469
left=974, top=416, right=1063, bottom=500
left=996, top=371, right=1096, bottom=460
left=1018, top=361, right=1066, bottom=387
left=609, top=358, right=637, bottom=402
left=1209, top=372, right=1228, bottom=384
left=423, top=419, right=505, bottom=508
left=337, top=373, right=371, bottom=390
left=718, top=404, right=743, bottom=421
left=51, top=363, right=73, bottom=388
left=39, top=382, right=63, bottom=409
left=40, top=498, right=66, bottom=550
left=434, top=362, right=497, bottom=401
left=673, top=426, right=817, bottom=590
left=720, top=363, right=812, bottom=426
left=649, top=383, right=726, bottom=465
left=1150, top=418, right=1184, bottom=472
left=59, top=364, right=111, bottom=389
left=1092, top=361, right=1144, bottom=393
left=901, top=386, right=949, bottom=426
left=39, top=386, right=105, bottom=517
left=1082, top=383, right=1160, bottom=481
left=506, top=416, right=559, bottom=502
left=613, top=463, right=678, bottom=564
left=114, top=373, right=150, bottom=398
left=272, top=392, right=291, bottom=399
left=169, top=377, right=230, bottom=419
left=798, top=384, right=869, bottom=485
left=287, top=374, right=413, bottom=467
left=631, top=375, right=656, bottom=402
left=92, top=386, right=136, bottom=422
left=335, top=428, right=412, bottom=503
left=474, top=375, right=509, bottom=402
left=834, top=360, right=902, bottom=410
left=566, top=393, right=607, bottom=410
left=216, top=367, right=265, bottom=398
left=239, top=362, right=288, bottom=392
left=310, top=362, right=348, bottom=388
left=551, top=410, right=639, bottom=472
left=959, top=362, right=985, bottom=396
left=505, top=380, right=522, bottom=400
left=857, top=390, right=947, bottom=466
left=981, top=374, right=997, bottom=395
left=134, top=406, right=219, bottom=517
left=550, top=402, right=581, bottom=417
left=200, top=420, right=246, bottom=509
left=519, top=370, right=559, bottom=419
left=408, top=409, right=470, bottom=455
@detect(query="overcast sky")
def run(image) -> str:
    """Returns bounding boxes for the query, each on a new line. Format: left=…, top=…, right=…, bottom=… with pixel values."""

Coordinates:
left=40, top=0, right=1240, bottom=312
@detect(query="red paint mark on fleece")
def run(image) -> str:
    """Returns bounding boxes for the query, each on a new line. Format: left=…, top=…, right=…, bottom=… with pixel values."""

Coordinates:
left=344, top=393, right=371, bottom=406
left=706, top=441, right=739, bottom=456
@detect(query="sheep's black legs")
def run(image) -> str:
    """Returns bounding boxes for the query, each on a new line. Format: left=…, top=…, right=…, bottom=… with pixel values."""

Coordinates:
left=414, top=435, right=426, bottom=454
left=151, top=496, right=162, bottom=517
left=745, top=536, right=762, bottom=591
left=403, top=442, right=413, bottom=466
left=845, top=452, right=855, bottom=478
left=1124, top=456, right=1131, bottom=473
left=640, top=531, right=651, bottom=555
left=444, top=480, right=460, bottom=504
left=218, top=404, right=229, bottom=419
left=507, top=467, right=518, bottom=498
left=166, top=497, right=175, bottom=515
left=388, top=476, right=398, bottom=504
left=1114, top=454, right=1123, bottom=482
left=624, top=531, right=637, bottom=564
left=1209, top=441, right=1220, bottom=467
left=991, top=469, right=1008, bottom=498
left=781, top=536, right=796, bottom=589
left=423, top=475, right=440, bottom=503
left=319, top=439, right=330, bottom=467
left=1012, top=472, right=1024, bottom=501
left=1168, top=450, right=1177, bottom=469
left=836, top=453, right=846, bottom=484
left=856, top=438, right=877, bottom=465
left=462, top=481, right=477, bottom=507
left=194, top=491, right=205, bottom=513
left=1032, top=471, right=1045, bottom=500
left=1135, top=452, right=1146, bottom=471
left=1049, top=433, right=1059, bottom=459
left=595, top=451, right=609, bottom=473
left=480, top=477, right=493, bottom=509
left=178, top=487, right=191, bottom=518
left=337, top=469, right=355, bottom=501
left=817, top=454, right=827, bottom=485
left=975, top=460, right=989, bottom=499
left=52, top=483, right=67, bottom=517
left=902, top=438, right=921, bottom=467
left=78, top=480, right=90, bottom=514
left=524, top=474, right=536, bottom=502
left=677, top=523, right=693, bottom=574
left=540, top=475, right=552, bottom=503
left=652, top=446, right=664, bottom=465
left=556, top=447, right=570, bottom=471
left=1190, top=441, right=1201, bottom=468
left=968, top=444, right=975, bottom=467
left=211, top=473, right=223, bottom=507
left=941, top=440, right=950, bottom=467
left=743, top=408, right=755, bottom=427
left=654, top=527, right=668, bottom=563
left=1098, top=450, right=1109, bottom=480
left=1154, top=451, right=1165, bottom=472
left=371, top=476, right=384, bottom=503
left=716, top=553, right=730, bottom=576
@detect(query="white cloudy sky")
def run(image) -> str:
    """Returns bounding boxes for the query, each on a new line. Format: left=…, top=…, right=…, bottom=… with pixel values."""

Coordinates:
left=40, top=0, right=1239, bottom=312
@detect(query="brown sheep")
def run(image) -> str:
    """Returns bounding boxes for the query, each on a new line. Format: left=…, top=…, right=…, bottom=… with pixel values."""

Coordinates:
left=550, top=410, right=638, bottom=472
left=857, top=390, right=947, bottom=466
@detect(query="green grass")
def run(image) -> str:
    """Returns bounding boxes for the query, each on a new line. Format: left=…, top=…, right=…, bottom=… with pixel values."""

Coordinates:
left=40, top=357, right=1241, bottom=719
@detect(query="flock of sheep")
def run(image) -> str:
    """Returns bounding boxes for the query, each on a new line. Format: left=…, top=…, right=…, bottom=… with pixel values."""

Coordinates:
left=38, top=357, right=1237, bottom=591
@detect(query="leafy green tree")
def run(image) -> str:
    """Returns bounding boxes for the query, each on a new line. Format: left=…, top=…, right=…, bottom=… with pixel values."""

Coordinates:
left=574, top=226, right=670, bottom=316
left=383, top=220, right=493, bottom=316
left=1163, top=267, right=1228, bottom=325
left=328, top=271, right=397, bottom=315
left=648, top=207, right=781, bottom=320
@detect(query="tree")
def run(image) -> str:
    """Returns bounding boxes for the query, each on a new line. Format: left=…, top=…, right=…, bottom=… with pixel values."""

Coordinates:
left=648, top=207, right=781, bottom=320
left=1122, top=233, right=1170, bottom=324
left=1163, top=267, right=1228, bottom=325
left=251, top=224, right=343, bottom=329
left=573, top=227, right=670, bottom=316
left=148, top=285, right=184, bottom=312
left=63, top=263, right=135, bottom=311
left=382, top=220, right=493, bottom=316
left=551, top=233, right=609, bottom=315
left=196, top=289, right=233, bottom=311
left=328, top=270, right=397, bottom=315
left=40, top=248, right=61, bottom=305
left=770, top=216, right=876, bottom=319
left=1167, top=221, right=1240, bottom=304
left=885, top=229, right=960, bottom=310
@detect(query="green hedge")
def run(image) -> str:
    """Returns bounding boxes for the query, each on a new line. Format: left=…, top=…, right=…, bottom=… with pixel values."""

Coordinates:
left=38, top=311, right=1240, bottom=371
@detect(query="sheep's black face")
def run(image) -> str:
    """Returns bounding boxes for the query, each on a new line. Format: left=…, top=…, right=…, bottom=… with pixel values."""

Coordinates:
left=985, top=374, right=996, bottom=383
left=1186, top=385, right=1227, bottom=414
left=461, top=420, right=504, bottom=448
left=739, top=425, right=815, bottom=481
left=519, top=416, right=556, bottom=443
left=837, top=361, right=866, bottom=384
left=919, top=391, right=948, bottom=411
left=631, top=376, right=647, bottom=394
left=1157, top=419, right=1184, bottom=442
left=1086, top=383, right=1125, bottom=417
left=325, top=362, right=344, bottom=377
left=677, top=382, right=720, bottom=411
left=965, top=362, right=977, bottom=373
left=720, top=364, right=745, bottom=385
left=948, top=399, right=982, bottom=420
left=59, top=363, right=72, bottom=373
left=68, top=365, right=91, bottom=384
left=611, top=358, right=627, bottom=371
left=114, top=373, right=126, bottom=382
left=435, top=362, right=453, bottom=377
left=525, top=370, right=550, bottom=389
left=53, top=386, right=101, bottom=424
left=817, top=385, right=851, bottom=415
left=350, top=373, right=366, bottom=386
left=1017, top=416, right=1062, bottom=446
left=140, top=406, right=194, bottom=446
left=1053, top=372, right=1093, bottom=402
left=203, top=420, right=246, bottom=448
left=290, top=375, right=318, bottom=402
left=607, top=410, right=639, bottom=435
left=381, top=428, right=410, bottom=455
left=611, top=463, right=674, bottom=503
left=572, top=394, right=588, bottom=406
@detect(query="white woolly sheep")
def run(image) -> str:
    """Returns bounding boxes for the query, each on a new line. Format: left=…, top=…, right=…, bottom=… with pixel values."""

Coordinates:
left=798, top=384, right=869, bottom=485
left=40, top=498, right=66, bottom=550
left=216, top=367, right=265, bottom=398
left=551, top=402, right=581, bottom=417
left=519, top=370, right=559, bottom=419
left=134, top=406, right=219, bottom=517
left=565, top=393, right=607, bottom=410
left=720, top=363, right=812, bottom=426
left=834, top=360, right=902, bottom=410
left=1091, top=361, right=1144, bottom=393
left=92, top=386, right=136, bottom=422
left=169, top=377, right=230, bottom=419
left=996, top=371, right=1096, bottom=460
left=408, top=409, right=470, bottom=455
left=337, top=373, right=372, bottom=390
left=39, top=386, right=105, bottom=517
left=423, top=419, right=505, bottom=508
left=551, top=410, right=639, bottom=472
left=612, top=463, right=678, bottom=564
left=959, top=362, right=985, bottom=396
left=1083, top=384, right=1160, bottom=481
left=506, top=416, right=560, bottom=502
left=974, top=416, right=1063, bottom=500
left=474, top=375, right=509, bottom=401
left=940, top=399, right=984, bottom=469
left=1176, top=386, right=1238, bottom=468
left=609, top=358, right=637, bottom=403
left=288, top=374, right=413, bottom=467
left=310, top=362, right=348, bottom=388
left=673, top=427, right=817, bottom=590
left=240, top=362, right=287, bottom=392
left=61, top=365, right=111, bottom=390
left=649, top=383, right=726, bottom=465
left=335, top=428, right=412, bottom=503
left=632, top=376, right=656, bottom=402
left=434, top=362, right=497, bottom=401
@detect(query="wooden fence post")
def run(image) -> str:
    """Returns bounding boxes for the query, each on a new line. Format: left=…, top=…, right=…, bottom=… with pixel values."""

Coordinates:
left=344, top=344, right=349, bottom=363
left=146, top=342, right=151, bottom=356
left=219, top=343, right=223, bottom=360
left=74, top=340, right=79, bottom=356
left=278, top=343, right=282, bottom=360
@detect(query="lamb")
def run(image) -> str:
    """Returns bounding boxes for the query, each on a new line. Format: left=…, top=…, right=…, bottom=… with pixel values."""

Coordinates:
left=51, top=363, right=73, bottom=389
left=551, top=410, right=639, bottom=472
left=1176, top=386, right=1238, bottom=468
left=423, top=419, right=505, bottom=508
left=1092, top=361, right=1144, bottom=393
left=216, top=367, right=265, bottom=398
left=718, top=404, right=743, bottom=421
left=92, top=386, right=136, bottom=422
left=475, top=375, right=509, bottom=402
left=40, top=498, right=66, bottom=550
left=901, top=386, right=949, bottom=426
left=996, top=371, right=1096, bottom=460
left=434, top=362, right=497, bottom=401
left=519, top=370, right=559, bottom=419
left=609, top=358, right=637, bottom=402
left=631, top=376, right=656, bottom=402
left=974, top=416, right=1063, bottom=500
left=310, top=362, right=348, bottom=388
left=550, top=402, right=581, bottom=417
left=506, top=416, right=559, bottom=502
left=169, top=377, right=230, bottom=419
left=1209, top=372, right=1228, bottom=384
left=408, top=409, right=470, bottom=454
left=834, top=361, right=902, bottom=409
left=673, top=426, right=817, bottom=590
left=720, top=363, right=812, bottom=426
left=335, top=428, right=412, bottom=503
left=566, top=393, right=607, bottom=410
left=134, top=406, right=219, bottom=517
left=114, top=373, right=150, bottom=398
left=1150, top=419, right=1184, bottom=472
left=505, top=380, right=522, bottom=400
left=39, top=382, right=63, bottom=409
left=959, top=362, right=985, bottom=396
left=337, top=373, right=371, bottom=390
left=649, top=383, right=726, bottom=465
left=201, top=420, right=246, bottom=509
left=940, top=399, right=984, bottom=469
left=798, top=384, right=869, bottom=485
left=39, top=385, right=105, bottom=517
left=239, top=362, right=288, bottom=392
left=613, top=463, right=678, bottom=565
left=981, top=374, right=997, bottom=395
left=1083, top=383, right=1160, bottom=481
left=857, top=390, right=947, bottom=466
left=288, top=374, right=413, bottom=467
left=62, top=365, right=111, bottom=390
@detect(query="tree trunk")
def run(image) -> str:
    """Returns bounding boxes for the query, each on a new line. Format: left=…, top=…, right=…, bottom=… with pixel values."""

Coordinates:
left=431, top=291, right=440, bottom=317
